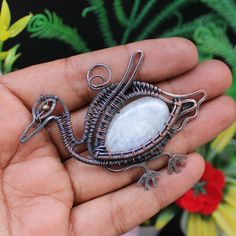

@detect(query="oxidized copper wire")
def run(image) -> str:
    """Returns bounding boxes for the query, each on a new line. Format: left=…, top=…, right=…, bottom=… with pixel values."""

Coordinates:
left=20, top=50, right=206, bottom=189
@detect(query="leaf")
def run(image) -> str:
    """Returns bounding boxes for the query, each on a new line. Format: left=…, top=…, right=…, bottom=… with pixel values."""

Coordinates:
left=160, top=13, right=220, bottom=38
left=213, top=204, right=236, bottom=236
left=180, top=211, right=189, bottom=234
left=121, top=0, right=141, bottom=44
left=133, top=0, right=156, bottom=30
left=226, top=176, right=236, bottom=185
left=136, top=0, right=189, bottom=41
left=87, top=0, right=116, bottom=47
left=3, top=44, right=21, bottom=73
left=0, top=50, right=8, bottom=60
left=193, top=23, right=236, bottom=69
left=8, top=13, right=32, bottom=38
left=198, top=49, right=213, bottom=62
left=113, top=0, right=129, bottom=27
left=0, top=29, right=10, bottom=41
left=200, top=0, right=236, bottom=33
left=211, top=122, right=236, bottom=153
left=227, top=69, right=236, bottom=99
left=0, top=0, right=11, bottom=29
left=223, top=164, right=236, bottom=178
left=154, top=207, right=177, bottom=230
left=120, top=0, right=157, bottom=44
left=27, top=10, right=89, bottom=53
left=81, top=5, right=102, bottom=18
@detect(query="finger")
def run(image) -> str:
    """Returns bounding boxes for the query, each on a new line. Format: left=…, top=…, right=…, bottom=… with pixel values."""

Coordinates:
left=0, top=84, right=28, bottom=167
left=158, top=59, right=232, bottom=101
left=0, top=84, right=51, bottom=167
left=1, top=38, right=198, bottom=110
left=70, top=153, right=205, bottom=236
left=65, top=95, right=236, bottom=204
left=49, top=59, right=232, bottom=158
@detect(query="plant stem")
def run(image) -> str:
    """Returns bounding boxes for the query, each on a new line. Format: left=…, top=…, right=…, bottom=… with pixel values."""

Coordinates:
left=135, top=0, right=188, bottom=41
left=121, top=0, right=141, bottom=44
left=160, top=14, right=212, bottom=38
left=113, top=0, right=129, bottom=27
left=88, top=0, right=116, bottom=47
left=28, top=10, right=90, bottom=53
left=133, top=0, right=156, bottom=30
left=200, top=0, right=236, bottom=33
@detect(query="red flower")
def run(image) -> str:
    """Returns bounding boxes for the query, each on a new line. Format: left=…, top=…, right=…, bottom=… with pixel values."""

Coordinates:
left=176, top=162, right=225, bottom=215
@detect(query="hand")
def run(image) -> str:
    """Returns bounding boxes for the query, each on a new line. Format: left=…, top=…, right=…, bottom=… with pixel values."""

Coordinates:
left=0, top=38, right=235, bottom=236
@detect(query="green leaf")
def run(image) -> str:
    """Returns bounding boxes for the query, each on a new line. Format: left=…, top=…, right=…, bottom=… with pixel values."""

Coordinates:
left=3, top=44, right=21, bottom=73
left=180, top=211, right=189, bottom=235
left=155, top=207, right=177, bottom=230
left=27, top=10, right=89, bottom=53
left=160, top=13, right=219, bottom=38
left=0, top=50, right=8, bottom=60
left=81, top=5, right=101, bottom=18
left=87, top=0, right=116, bottom=47
left=200, top=0, right=236, bottom=33
left=227, top=69, right=236, bottom=99
left=133, top=0, right=156, bottom=30
left=194, top=23, right=236, bottom=68
left=136, top=0, right=190, bottom=41
left=121, top=0, right=141, bottom=44
left=211, top=122, right=236, bottom=154
left=8, top=13, right=32, bottom=38
left=0, top=0, right=11, bottom=29
left=223, top=164, right=236, bottom=178
left=113, top=0, right=129, bottom=27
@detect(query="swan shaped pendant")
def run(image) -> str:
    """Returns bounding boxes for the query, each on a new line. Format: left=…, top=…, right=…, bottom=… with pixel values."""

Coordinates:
left=20, top=50, right=206, bottom=190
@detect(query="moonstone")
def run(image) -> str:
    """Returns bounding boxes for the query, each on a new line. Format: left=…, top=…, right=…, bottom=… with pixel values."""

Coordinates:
left=105, top=96, right=170, bottom=152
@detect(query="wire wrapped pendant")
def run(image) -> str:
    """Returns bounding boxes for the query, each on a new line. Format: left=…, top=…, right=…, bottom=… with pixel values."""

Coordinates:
left=20, top=50, right=206, bottom=189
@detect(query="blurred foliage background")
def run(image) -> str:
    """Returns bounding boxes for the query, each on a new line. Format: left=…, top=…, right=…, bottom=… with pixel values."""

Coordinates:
left=5, top=0, right=236, bottom=98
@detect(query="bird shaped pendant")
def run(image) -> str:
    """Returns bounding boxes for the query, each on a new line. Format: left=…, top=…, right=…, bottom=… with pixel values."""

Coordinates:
left=20, top=50, right=206, bottom=190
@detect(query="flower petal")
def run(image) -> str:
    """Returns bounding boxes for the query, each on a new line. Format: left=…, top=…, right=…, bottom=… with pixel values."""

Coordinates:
left=213, top=204, right=236, bottom=236
left=201, top=162, right=225, bottom=190
left=196, top=215, right=217, bottom=236
left=8, top=13, right=32, bottom=38
left=201, top=162, right=216, bottom=181
left=184, top=213, right=220, bottom=236
left=0, top=0, right=11, bottom=29
left=0, top=29, right=10, bottom=41
left=176, top=189, right=205, bottom=213
left=187, top=214, right=198, bottom=236
left=187, top=214, right=216, bottom=236
left=211, top=121, right=236, bottom=153
left=196, top=182, right=223, bottom=215
left=230, top=187, right=236, bottom=195
left=213, top=170, right=225, bottom=189
left=224, top=187, right=236, bottom=209
left=205, top=182, right=222, bottom=205
left=201, top=203, right=219, bottom=215
left=207, top=217, right=217, bottom=236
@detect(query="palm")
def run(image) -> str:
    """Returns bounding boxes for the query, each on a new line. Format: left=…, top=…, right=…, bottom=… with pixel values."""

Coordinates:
left=0, top=39, right=235, bottom=236
left=1, top=103, right=73, bottom=234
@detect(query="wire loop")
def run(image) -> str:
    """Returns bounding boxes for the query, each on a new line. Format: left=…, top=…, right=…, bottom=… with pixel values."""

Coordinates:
left=87, top=63, right=112, bottom=90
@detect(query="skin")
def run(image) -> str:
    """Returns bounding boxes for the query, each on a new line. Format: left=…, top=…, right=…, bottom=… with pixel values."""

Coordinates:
left=0, top=38, right=235, bottom=236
